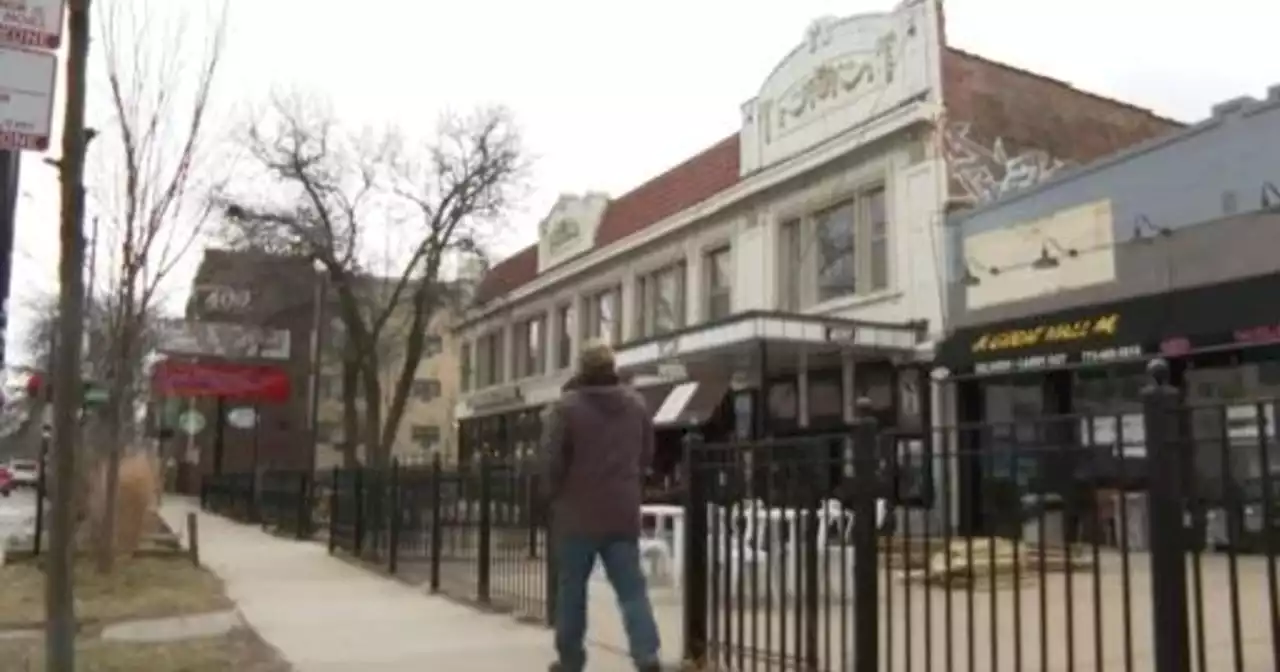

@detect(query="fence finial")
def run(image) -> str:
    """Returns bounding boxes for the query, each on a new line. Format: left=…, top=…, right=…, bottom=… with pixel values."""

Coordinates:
left=1146, top=358, right=1170, bottom=386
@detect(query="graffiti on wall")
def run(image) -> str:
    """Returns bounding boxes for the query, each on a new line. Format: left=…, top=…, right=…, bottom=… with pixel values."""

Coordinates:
left=944, top=122, right=1068, bottom=204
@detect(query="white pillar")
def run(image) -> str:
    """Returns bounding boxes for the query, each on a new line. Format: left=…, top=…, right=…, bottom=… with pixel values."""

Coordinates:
left=841, top=350, right=857, bottom=478
left=841, top=351, right=857, bottom=422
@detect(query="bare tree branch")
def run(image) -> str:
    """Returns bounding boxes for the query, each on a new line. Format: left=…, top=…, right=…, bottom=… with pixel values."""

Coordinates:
left=87, top=0, right=229, bottom=573
left=215, top=94, right=528, bottom=467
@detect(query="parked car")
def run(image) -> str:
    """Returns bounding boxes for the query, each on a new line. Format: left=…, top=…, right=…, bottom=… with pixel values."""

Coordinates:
left=0, top=466, right=12, bottom=497
left=8, top=460, right=38, bottom=489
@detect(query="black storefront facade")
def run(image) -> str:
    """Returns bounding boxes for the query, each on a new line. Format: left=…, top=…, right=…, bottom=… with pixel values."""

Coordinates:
left=457, top=311, right=933, bottom=507
left=936, top=271, right=1280, bottom=536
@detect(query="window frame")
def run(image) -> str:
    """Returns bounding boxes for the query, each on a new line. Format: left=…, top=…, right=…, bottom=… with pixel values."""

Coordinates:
left=411, top=378, right=442, bottom=402
left=635, top=261, right=687, bottom=339
left=703, top=246, right=732, bottom=321
left=474, top=329, right=505, bottom=388
left=582, top=285, right=622, bottom=345
left=777, top=181, right=891, bottom=310
left=421, top=334, right=444, bottom=359
left=555, top=303, right=573, bottom=370
left=410, top=423, right=442, bottom=451
left=513, top=314, right=547, bottom=379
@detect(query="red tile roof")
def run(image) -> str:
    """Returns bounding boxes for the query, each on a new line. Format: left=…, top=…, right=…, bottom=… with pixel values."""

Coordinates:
left=473, top=244, right=538, bottom=305
left=593, top=134, right=740, bottom=248
left=473, top=134, right=741, bottom=305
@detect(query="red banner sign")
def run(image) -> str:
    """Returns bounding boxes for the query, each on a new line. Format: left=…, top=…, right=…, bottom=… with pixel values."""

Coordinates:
left=151, top=360, right=291, bottom=403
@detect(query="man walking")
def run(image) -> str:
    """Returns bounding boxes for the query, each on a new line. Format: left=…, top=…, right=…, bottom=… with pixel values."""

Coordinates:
left=540, top=340, right=662, bottom=672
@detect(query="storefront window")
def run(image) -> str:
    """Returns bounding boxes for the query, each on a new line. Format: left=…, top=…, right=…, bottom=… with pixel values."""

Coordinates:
left=1186, top=357, right=1280, bottom=502
left=982, top=378, right=1044, bottom=497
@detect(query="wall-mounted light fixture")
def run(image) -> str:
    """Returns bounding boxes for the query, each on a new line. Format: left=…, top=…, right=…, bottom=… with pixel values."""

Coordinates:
left=1030, top=237, right=1078, bottom=270
left=961, top=256, right=1000, bottom=286
left=1263, top=182, right=1280, bottom=211
left=1132, top=214, right=1172, bottom=240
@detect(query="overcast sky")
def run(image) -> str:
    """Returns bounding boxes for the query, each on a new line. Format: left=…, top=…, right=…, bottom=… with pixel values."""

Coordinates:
left=7, top=0, right=1277, bottom=366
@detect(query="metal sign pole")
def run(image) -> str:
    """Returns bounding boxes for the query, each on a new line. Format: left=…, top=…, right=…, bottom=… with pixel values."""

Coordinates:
left=0, top=150, right=18, bottom=369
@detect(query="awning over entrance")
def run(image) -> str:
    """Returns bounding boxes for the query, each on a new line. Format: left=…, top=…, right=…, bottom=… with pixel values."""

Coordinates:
left=614, top=310, right=925, bottom=374
left=936, top=272, right=1280, bottom=376
left=653, top=377, right=730, bottom=429
left=633, top=381, right=675, bottom=415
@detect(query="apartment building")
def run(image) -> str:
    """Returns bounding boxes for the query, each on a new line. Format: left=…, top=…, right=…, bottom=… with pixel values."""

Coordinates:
left=312, top=306, right=462, bottom=467
left=453, top=0, right=1180, bottom=469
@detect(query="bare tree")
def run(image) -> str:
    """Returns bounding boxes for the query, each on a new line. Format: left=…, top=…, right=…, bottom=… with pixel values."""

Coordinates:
left=218, top=94, right=525, bottom=467
left=88, top=0, right=228, bottom=572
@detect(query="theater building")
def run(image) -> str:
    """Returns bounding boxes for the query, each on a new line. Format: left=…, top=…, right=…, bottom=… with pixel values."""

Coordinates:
left=454, top=0, right=1179, bottom=476
left=936, top=84, right=1280, bottom=533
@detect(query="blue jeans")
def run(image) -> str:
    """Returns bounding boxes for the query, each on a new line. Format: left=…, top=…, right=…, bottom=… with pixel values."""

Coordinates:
left=554, top=536, right=661, bottom=670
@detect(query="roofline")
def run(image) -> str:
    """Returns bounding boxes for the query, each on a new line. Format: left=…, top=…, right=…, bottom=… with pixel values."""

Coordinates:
left=946, top=91, right=1280, bottom=227
left=458, top=100, right=939, bottom=331
left=944, top=47, right=1187, bottom=129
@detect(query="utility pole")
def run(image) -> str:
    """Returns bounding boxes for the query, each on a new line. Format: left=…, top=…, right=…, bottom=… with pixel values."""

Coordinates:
left=46, top=0, right=93, bottom=669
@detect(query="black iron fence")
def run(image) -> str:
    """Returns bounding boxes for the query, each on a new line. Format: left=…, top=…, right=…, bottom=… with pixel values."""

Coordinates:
left=682, top=362, right=1280, bottom=671
left=200, top=471, right=318, bottom=540
left=325, top=457, right=556, bottom=624
left=194, top=360, right=1280, bottom=671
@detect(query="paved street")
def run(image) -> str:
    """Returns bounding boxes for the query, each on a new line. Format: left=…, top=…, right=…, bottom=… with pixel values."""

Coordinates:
left=159, top=498, right=654, bottom=671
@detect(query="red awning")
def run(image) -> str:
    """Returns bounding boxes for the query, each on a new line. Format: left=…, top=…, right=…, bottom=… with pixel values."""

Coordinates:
left=151, top=360, right=291, bottom=403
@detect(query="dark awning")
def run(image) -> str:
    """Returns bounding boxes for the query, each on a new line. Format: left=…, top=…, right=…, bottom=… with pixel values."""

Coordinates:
left=632, top=382, right=675, bottom=416
left=654, top=377, right=730, bottom=429
left=936, top=272, right=1280, bottom=376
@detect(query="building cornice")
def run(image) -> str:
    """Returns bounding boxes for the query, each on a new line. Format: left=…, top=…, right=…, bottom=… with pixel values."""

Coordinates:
left=457, top=99, right=938, bottom=331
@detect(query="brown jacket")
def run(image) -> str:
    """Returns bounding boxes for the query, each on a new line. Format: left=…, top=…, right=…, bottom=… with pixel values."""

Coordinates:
left=539, top=381, right=654, bottom=537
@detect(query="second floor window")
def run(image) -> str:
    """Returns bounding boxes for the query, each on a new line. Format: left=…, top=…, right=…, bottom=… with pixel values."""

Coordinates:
left=779, top=184, right=890, bottom=310
left=421, top=335, right=444, bottom=359
left=411, top=424, right=441, bottom=451
left=704, top=247, right=731, bottom=321
left=583, top=286, right=621, bottom=345
left=475, top=330, right=505, bottom=387
left=412, top=378, right=442, bottom=401
left=556, top=304, right=573, bottom=370
left=636, top=262, right=686, bottom=338
left=514, top=315, right=546, bottom=378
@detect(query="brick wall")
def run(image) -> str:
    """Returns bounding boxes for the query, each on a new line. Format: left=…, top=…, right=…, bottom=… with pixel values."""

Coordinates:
left=942, top=48, right=1185, bottom=206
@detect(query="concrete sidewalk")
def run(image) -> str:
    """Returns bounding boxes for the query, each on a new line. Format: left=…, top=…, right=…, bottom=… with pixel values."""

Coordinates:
left=160, top=499, right=642, bottom=672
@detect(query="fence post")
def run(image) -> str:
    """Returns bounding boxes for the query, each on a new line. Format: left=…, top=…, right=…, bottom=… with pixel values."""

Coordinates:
left=33, top=438, right=47, bottom=557
left=353, top=467, right=366, bottom=557
left=527, top=470, right=539, bottom=560
left=296, top=472, right=310, bottom=540
left=429, top=454, right=443, bottom=592
left=477, top=454, right=493, bottom=604
left=260, top=471, right=271, bottom=531
left=681, top=431, right=709, bottom=666
left=388, top=459, right=401, bottom=575
left=328, top=466, right=339, bottom=554
left=544, top=507, right=558, bottom=626
left=1142, top=358, right=1192, bottom=672
left=852, top=399, right=881, bottom=672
